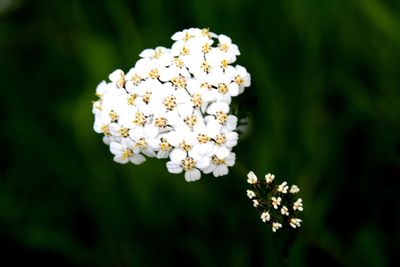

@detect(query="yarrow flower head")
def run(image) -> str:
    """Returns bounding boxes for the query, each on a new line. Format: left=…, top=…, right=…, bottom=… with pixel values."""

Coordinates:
left=92, top=28, right=251, bottom=182
left=246, top=171, right=304, bottom=232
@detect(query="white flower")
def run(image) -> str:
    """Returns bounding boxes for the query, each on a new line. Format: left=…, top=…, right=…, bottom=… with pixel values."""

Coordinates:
left=148, top=133, right=174, bottom=159
left=265, top=173, right=275, bottom=183
left=247, top=171, right=258, bottom=184
left=261, top=211, right=270, bottom=222
left=290, top=185, right=300, bottom=194
left=290, top=218, right=302, bottom=228
left=166, top=157, right=204, bottom=182
left=125, top=67, right=143, bottom=91
left=280, top=206, right=289, bottom=216
left=107, top=122, right=130, bottom=139
left=166, top=145, right=211, bottom=181
left=139, top=46, right=172, bottom=67
left=277, top=181, right=289, bottom=194
left=150, top=85, right=188, bottom=127
left=133, top=58, right=161, bottom=80
left=271, top=196, right=281, bottom=209
left=171, top=28, right=215, bottom=44
left=246, top=190, right=256, bottom=199
left=203, top=146, right=235, bottom=177
left=159, top=61, right=191, bottom=82
left=226, top=65, right=251, bottom=94
left=186, top=78, right=218, bottom=112
left=253, top=199, right=259, bottom=207
left=217, top=34, right=240, bottom=63
left=206, top=102, right=237, bottom=131
left=187, top=53, right=223, bottom=80
left=98, top=86, right=130, bottom=124
left=194, top=120, right=221, bottom=148
left=168, top=126, right=197, bottom=153
left=95, top=80, right=110, bottom=97
left=271, top=222, right=282, bottom=232
left=109, top=139, right=146, bottom=165
left=213, top=131, right=238, bottom=148
left=293, top=198, right=303, bottom=211
left=207, top=71, right=240, bottom=103
left=132, top=137, right=157, bottom=158
left=108, top=69, right=126, bottom=88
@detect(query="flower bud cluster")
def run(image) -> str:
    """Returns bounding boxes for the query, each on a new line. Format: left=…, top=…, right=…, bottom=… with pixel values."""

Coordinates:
left=246, top=171, right=303, bottom=232
left=92, top=28, right=250, bottom=181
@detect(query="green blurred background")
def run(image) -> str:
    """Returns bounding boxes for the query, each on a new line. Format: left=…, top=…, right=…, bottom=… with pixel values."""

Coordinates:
left=1, top=0, right=399, bottom=266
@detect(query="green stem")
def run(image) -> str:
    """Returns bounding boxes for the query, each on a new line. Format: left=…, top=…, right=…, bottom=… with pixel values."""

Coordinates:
left=233, top=160, right=249, bottom=178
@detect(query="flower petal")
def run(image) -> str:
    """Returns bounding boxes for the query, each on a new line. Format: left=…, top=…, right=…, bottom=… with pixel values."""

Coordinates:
left=109, top=69, right=124, bottom=82
left=170, top=148, right=187, bottom=163
left=110, top=142, right=122, bottom=155
left=213, top=165, right=228, bottom=177
left=130, top=154, right=146, bottom=165
left=166, top=161, right=183, bottom=174
left=195, top=156, right=211, bottom=169
left=185, top=169, right=201, bottom=182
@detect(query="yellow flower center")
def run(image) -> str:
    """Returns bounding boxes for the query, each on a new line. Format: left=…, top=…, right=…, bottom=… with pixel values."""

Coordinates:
left=181, top=157, right=196, bottom=171
left=201, top=28, right=210, bottom=37
left=117, top=73, right=125, bottom=88
left=180, top=46, right=189, bottom=56
left=200, top=82, right=212, bottom=90
left=127, top=93, right=137, bottom=105
left=173, top=58, right=184, bottom=68
left=101, top=125, right=110, bottom=136
left=183, top=32, right=194, bottom=42
left=197, top=134, right=210, bottom=144
left=148, top=69, right=160, bottom=79
left=219, top=43, right=229, bottom=52
left=201, top=61, right=211, bottom=73
left=215, top=111, right=228, bottom=124
left=220, top=59, right=228, bottom=69
left=217, top=83, right=228, bottom=94
left=202, top=43, right=211, bottom=53
left=191, top=93, right=202, bottom=108
left=136, top=137, right=147, bottom=149
left=180, top=141, right=192, bottom=152
left=122, top=149, right=133, bottom=160
left=143, top=91, right=152, bottom=104
left=133, top=112, right=146, bottom=126
left=131, top=74, right=142, bottom=85
left=184, top=115, right=198, bottom=127
left=234, top=75, right=244, bottom=85
left=171, top=76, right=186, bottom=89
left=212, top=155, right=225, bottom=165
left=109, top=110, right=119, bottom=122
left=159, top=138, right=172, bottom=151
left=154, top=117, right=168, bottom=128
left=119, top=127, right=130, bottom=138
left=214, top=134, right=226, bottom=145
left=153, top=48, right=163, bottom=59
left=163, top=95, right=177, bottom=110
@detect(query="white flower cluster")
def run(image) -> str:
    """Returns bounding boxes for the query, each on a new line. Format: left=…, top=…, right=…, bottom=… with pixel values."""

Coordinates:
left=92, top=28, right=250, bottom=182
left=246, top=171, right=303, bottom=232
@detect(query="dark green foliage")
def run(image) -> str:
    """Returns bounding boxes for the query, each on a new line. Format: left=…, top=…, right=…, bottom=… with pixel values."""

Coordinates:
left=1, top=0, right=399, bottom=266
